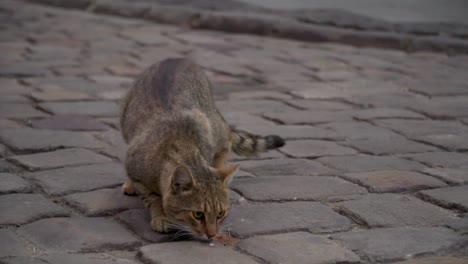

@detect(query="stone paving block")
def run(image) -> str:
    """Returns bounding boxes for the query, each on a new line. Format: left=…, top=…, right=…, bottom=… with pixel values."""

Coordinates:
left=411, top=96, right=468, bottom=118
left=401, top=152, right=468, bottom=168
left=393, top=256, right=468, bottom=264
left=216, top=99, right=295, bottom=115
left=0, top=143, right=6, bottom=157
left=232, top=176, right=366, bottom=202
left=0, top=128, right=104, bottom=152
left=0, top=194, right=69, bottom=225
left=0, top=103, right=48, bottom=118
left=9, top=148, right=112, bottom=171
left=97, top=89, right=127, bottom=100
left=0, top=94, right=29, bottom=103
left=331, top=227, right=466, bottom=262
left=64, top=187, right=143, bottom=216
left=0, top=159, right=20, bottom=173
left=18, top=217, right=141, bottom=252
left=221, top=111, right=276, bottom=127
left=0, top=229, right=29, bottom=258
left=445, top=216, right=468, bottom=234
left=237, top=158, right=338, bottom=176
left=342, top=170, right=447, bottom=193
left=30, top=90, right=92, bottom=101
left=318, top=121, right=400, bottom=140
left=239, top=124, right=342, bottom=140
left=415, top=133, right=468, bottom=151
left=336, top=194, right=455, bottom=227
left=342, top=136, right=438, bottom=155
left=139, top=241, right=257, bottom=264
left=351, top=107, right=424, bottom=120
left=422, top=168, right=468, bottom=184
left=239, top=232, right=361, bottom=264
left=375, top=119, right=468, bottom=137
left=26, top=163, right=127, bottom=195
left=419, top=185, right=468, bottom=212
left=317, top=155, right=424, bottom=172
left=229, top=149, right=284, bottom=161
left=31, top=115, right=109, bottom=131
left=0, top=173, right=31, bottom=194
left=263, top=110, right=352, bottom=125
left=286, top=99, right=355, bottom=111
left=0, top=118, right=24, bottom=129
left=118, top=209, right=169, bottom=243
left=280, top=140, right=357, bottom=158
left=227, top=202, right=351, bottom=237
left=40, top=101, right=119, bottom=117
left=6, top=253, right=140, bottom=264
left=228, top=91, right=292, bottom=101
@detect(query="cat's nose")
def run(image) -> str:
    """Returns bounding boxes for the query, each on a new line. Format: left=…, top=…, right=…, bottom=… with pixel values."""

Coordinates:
left=206, top=231, right=216, bottom=239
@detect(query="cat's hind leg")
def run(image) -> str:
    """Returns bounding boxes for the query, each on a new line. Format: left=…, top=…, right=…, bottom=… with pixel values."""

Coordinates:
left=132, top=182, right=172, bottom=233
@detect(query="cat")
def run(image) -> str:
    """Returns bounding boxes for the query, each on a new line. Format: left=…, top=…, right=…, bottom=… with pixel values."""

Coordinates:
left=120, top=58, right=285, bottom=239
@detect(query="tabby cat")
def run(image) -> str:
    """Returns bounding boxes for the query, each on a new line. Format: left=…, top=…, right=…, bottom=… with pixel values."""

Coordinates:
left=120, top=58, right=284, bottom=239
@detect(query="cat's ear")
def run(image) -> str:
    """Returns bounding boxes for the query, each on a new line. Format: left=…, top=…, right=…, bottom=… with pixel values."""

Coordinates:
left=171, top=166, right=195, bottom=194
left=213, top=165, right=239, bottom=186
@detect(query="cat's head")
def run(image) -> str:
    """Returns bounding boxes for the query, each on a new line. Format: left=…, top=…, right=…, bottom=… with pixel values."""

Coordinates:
left=162, top=164, right=239, bottom=239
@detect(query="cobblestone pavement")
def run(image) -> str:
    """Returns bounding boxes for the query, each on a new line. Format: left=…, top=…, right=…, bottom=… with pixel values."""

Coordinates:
left=1, top=1, right=468, bottom=263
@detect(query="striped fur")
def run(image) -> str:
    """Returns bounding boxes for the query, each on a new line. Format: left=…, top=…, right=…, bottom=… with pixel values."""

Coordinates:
left=230, top=129, right=285, bottom=157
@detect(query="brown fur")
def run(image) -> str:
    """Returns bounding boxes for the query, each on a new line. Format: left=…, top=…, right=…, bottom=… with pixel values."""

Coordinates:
left=120, top=58, right=284, bottom=238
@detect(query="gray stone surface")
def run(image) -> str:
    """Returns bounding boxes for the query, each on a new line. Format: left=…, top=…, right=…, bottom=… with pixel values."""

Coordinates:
left=280, top=139, right=357, bottom=158
left=228, top=202, right=352, bottom=237
left=0, top=229, right=29, bottom=258
left=238, top=158, right=337, bottom=176
left=317, top=155, right=424, bottom=172
left=419, top=185, right=468, bottom=212
left=336, top=194, right=455, bottom=227
left=232, top=176, right=366, bottom=201
left=118, top=209, right=169, bottom=243
left=238, top=124, right=342, bottom=140
left=263, top=110, right=352, bottom=124
left=342, top=170, right=446, bottom=193
left=40, top=101, right=119, bottom=117
left=0, top=103, right=48, bottom=118
left=0, top=194, right=69, bottom=225
left=375, top=119, right=468, bottom=138
left=25, top=163, right=127, bottom=195
left=318, top=121, right=400, bottom=140
left=331, top=227, right=466, bottom=262
left=9, top=253, right=140, bottom=264
left=18, top=217, right=141, bottom=252
left=393, top=256, right=468, bottom=264
left=139, top=241, right=257, bottom=264
left=0, top=173, right=31, bottom=194
left=9, top=148, right=111, bottom=171
left=421, top=168, right=468, bottom=184
left=2, top=0, right=468, bottom=263
left=239, top=232, right=361, bottom=264
left=0, top=128, right=104, bottom=152
left=64, top=187, right=143, bottom=216
left=401, top=152, right=468, bottom=168
left=342, top=136, right=437, bottom=155
left=31, top=115, right=108, bottom=131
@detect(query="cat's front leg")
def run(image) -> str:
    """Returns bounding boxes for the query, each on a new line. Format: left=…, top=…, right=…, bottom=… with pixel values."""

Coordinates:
left=121, top=181, right=137, bottom=195
left=132, top=182, right=172, bottom=233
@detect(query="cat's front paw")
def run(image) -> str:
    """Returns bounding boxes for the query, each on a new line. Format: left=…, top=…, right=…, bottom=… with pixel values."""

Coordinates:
left=121, top=181, right=136, bottom=196
left=150, top=217, right=171, bottom=233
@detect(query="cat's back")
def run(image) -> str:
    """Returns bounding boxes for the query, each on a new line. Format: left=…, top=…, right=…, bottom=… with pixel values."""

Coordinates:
left=121, top=58, right=216, bottom=142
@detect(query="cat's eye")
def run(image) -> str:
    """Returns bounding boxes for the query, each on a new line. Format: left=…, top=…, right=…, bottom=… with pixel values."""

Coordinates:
left=193, top=211, right=204, bottom=220
left=217, top=211, right=225, bottom=218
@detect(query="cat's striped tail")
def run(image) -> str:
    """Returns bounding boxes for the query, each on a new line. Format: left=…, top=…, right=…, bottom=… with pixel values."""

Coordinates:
left=230, top=129, right=285, bottom=157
